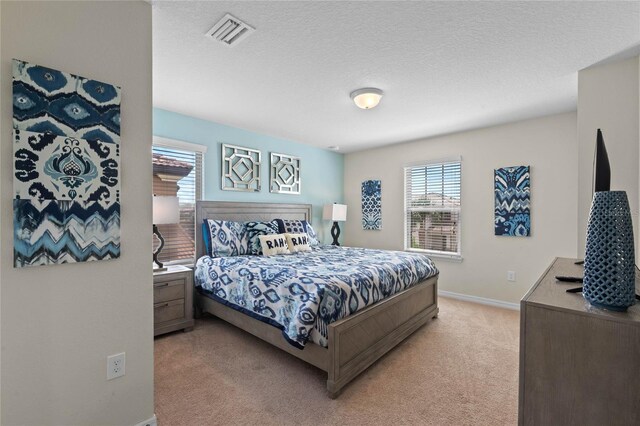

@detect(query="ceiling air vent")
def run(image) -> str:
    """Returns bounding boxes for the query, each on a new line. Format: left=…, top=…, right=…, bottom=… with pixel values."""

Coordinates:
left=206, top=13, right=255, bottom=47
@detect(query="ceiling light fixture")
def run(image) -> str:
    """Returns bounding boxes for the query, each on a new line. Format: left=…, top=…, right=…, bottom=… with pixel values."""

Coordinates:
left=350, top=88, right=383, bottom=110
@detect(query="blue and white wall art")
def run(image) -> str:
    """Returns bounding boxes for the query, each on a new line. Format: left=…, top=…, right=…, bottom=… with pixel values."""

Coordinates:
left=12, top=59, right=121, bottom=267
left=362, top=179, right=382, bottom=230
left=494, top=165, right=530, bottom=237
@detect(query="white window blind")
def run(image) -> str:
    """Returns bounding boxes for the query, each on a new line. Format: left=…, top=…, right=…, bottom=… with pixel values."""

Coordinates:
left=404, top=160, right=462, bottom=258
left=152, top=144, right=204, bottom=264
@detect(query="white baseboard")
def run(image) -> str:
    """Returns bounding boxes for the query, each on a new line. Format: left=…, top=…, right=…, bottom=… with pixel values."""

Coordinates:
left=135, top=414, right=157, bottom=426
left=438, top=290, right=520, bottom=311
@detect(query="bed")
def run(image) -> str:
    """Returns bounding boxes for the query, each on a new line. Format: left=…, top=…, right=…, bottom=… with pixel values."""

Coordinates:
left=194, top=201, right=439, bottom=398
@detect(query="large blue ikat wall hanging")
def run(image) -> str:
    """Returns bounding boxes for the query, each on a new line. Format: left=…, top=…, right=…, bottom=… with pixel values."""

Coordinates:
left=494, top=166, right=530, bottom=237
left=12, top=59, right=121, bottom=267
left=362, top=179, right=382, bottom=230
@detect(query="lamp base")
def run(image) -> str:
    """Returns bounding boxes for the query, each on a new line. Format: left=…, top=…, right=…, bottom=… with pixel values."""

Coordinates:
left=330, top=221, right=341, bottom=246
left=153, top=224, right=165, bottom=270
left=153, top=265, right=168, bottom=273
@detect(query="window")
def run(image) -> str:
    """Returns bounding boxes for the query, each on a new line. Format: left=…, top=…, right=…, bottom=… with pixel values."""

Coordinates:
left=152, top=138, right=206, bottom=265
left=404, top=159, right=461, bottom=259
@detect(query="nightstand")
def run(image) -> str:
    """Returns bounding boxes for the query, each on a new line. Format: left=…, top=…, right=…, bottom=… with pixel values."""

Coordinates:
left=153, top=265, right=194, bottom=336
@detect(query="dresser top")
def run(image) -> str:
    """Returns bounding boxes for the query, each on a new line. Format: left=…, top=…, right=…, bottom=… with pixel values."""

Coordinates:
left=523, top=257, right=640, bottom=324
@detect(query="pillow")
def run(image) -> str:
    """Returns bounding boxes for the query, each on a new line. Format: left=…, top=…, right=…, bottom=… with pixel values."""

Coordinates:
left=275, top=218, right=320, bottom=246
left=285, top=233, right=312, bottom=253
left=303, top=222, right=320, bottom=246
left=204, top=219, right=248, bottom=257
left=245, top=220, right=279, bottom=255
left=259, top=234, right=290, bottom=256
left=202, top=222, right=212, bottom=255
left=275, top=219, right=307, bottom=234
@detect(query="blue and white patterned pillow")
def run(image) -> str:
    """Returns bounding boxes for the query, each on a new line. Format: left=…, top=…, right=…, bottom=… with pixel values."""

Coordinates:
left=304, top=221, right=320, bottom=246
left=275, top=219, right=321, bottom=246
left=275, top=219, right=307, bottom=235
left=204, top=219, right=248, bottom=257
left=245, top=220, right=279, bottom=255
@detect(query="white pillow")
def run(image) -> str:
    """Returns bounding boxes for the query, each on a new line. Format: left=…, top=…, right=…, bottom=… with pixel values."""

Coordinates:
left=259, top=234, right=290, bottom=256
left=285, top=233, right=311, bottom=253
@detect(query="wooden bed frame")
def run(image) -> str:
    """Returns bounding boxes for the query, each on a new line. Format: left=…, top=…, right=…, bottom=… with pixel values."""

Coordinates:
left=194, top=201, right=439, bottom=398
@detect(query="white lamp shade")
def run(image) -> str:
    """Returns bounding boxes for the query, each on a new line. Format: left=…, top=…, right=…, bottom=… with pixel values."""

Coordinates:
left=323, top=203, right=347, bottom=222
left=153, top=196, right=180, bottom=224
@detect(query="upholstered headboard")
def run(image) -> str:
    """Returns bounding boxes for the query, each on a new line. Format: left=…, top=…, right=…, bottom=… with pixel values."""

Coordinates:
left=195, top=201, right=312, bottom=258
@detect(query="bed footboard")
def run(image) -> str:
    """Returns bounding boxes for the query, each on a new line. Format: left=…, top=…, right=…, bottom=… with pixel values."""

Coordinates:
left=195, top=274, right=438, bottom=399
left=326, top=275, right=438, bottom=398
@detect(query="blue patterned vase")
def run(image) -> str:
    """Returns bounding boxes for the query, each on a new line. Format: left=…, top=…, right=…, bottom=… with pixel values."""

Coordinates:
left=583, top=191, right=636, bottom=311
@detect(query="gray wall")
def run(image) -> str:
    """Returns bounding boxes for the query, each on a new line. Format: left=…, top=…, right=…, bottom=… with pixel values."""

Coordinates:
left=344, top=113, right=579, bottom=304
left=0, top=2, right=3, bottom=421
left=577, top=56, right=640, bottom=260
left=0, top=2, right=154, bottom=424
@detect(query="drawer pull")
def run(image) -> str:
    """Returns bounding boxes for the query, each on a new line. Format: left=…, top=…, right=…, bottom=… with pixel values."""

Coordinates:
left=159, top=303, right=169, bottom=308
left=155, top=283, right=169, bottom=287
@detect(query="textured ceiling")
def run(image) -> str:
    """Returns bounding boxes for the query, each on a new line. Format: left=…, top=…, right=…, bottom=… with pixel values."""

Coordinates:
left=153, top=1, right=640, bottom=152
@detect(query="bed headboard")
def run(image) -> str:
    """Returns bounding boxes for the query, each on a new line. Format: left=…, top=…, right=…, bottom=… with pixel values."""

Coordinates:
left=195, top=201, right=312, bottom=259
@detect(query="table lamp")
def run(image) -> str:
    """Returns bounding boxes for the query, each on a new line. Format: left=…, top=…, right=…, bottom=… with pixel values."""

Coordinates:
left=323, top=203, right=347, bottom=246
left=153, top=195, right=180, bottom=271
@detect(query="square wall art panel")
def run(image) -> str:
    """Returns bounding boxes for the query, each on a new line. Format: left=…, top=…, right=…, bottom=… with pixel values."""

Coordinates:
left=270, top=152, right=301, bottom=194
left=362, top=179, right=382, bottom=230
left=221, top=143, right=261, bottom=192
left=494, top=165, right=530, bottom=237
left=12, top=59, right=121, bottom=267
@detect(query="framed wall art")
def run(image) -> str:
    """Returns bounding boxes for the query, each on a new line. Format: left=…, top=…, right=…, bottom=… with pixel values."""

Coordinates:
left=12, top=59, right=121, bottom=267
left=221, top=143, right=261, bottom=192
left=270, top=152, right=300, bottom=194
left=494, top=165, right=530, bottom=236
left=362, top=179, right=382, bottom=230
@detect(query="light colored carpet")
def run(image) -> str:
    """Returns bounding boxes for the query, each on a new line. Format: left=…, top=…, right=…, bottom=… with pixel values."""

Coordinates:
left=154, top=297, right=519, bottom=426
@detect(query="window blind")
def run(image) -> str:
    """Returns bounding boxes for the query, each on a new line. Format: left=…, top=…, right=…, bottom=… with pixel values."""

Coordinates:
left=152, top=145, right=203, bottom=264
left=404, top=161, right=461, bottom=257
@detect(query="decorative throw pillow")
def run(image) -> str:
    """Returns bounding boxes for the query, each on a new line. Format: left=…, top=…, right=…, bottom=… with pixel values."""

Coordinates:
left=204, top=219, right=248, bottom=257
left=275, top=218, right=320, bottom=245
left=285, top=233, right=312, bottom=253
left=303, top=221, right=320, bottom=246
left=202, top=222, right=212, bottom=256
left=259, top=234, right=290, bottom=256
left=275, top=219, right=308, bottom=235
left=245, top=220, right=279, bottom=255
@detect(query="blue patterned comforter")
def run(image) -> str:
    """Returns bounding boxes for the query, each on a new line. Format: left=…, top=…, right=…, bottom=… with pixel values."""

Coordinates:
left=194, top=246, right=438, bottom=348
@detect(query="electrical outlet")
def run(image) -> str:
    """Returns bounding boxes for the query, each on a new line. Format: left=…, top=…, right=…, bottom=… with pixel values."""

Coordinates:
left=507, top=271, right=516, bottom=282
left=107, top=352, right=125, bottom=380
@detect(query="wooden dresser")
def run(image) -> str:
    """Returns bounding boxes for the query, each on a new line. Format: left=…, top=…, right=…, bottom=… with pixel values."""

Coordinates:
left=153, top=265, right=194, bottom=336
left=519, top=257, right=640, bottom=425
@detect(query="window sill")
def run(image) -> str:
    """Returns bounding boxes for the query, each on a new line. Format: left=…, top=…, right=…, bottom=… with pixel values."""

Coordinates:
left=405, top=249, right=463, bottom=262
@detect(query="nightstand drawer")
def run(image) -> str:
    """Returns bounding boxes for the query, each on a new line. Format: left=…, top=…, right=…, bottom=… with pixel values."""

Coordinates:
left=153, top=265, right=193, bottom=336
left=154, top=299, right=184, bottom=324
left=154, top=279, right=185, bottom=303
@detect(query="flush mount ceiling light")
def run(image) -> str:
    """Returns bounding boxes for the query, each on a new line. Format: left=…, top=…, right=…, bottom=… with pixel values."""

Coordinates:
left=350, top=88, right=383, bottom=110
